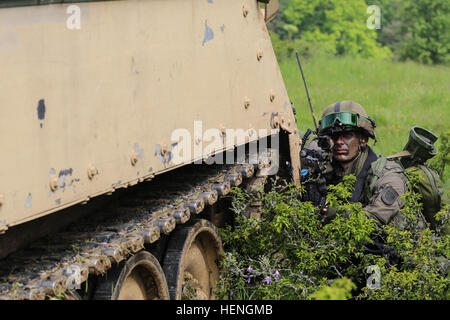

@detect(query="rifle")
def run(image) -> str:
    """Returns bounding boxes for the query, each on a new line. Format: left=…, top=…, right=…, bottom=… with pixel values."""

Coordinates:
left=295, top=52, right=332, bottom=209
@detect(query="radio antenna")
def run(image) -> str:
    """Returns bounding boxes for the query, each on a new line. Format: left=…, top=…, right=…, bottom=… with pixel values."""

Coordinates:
left=295, top=51, right=319, bottom=132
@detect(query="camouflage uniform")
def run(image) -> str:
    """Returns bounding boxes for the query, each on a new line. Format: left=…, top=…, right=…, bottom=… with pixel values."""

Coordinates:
left=327, top=146, right=416, bottom=227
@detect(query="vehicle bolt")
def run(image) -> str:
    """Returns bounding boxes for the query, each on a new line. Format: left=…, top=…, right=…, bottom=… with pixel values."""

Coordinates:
left=257, top=49, right=263, bottom=61
left=130, top=152, right=139, bottom=166
left=243, top=6, right=248, bottom=17
left=244, top=97, right=250, bottom=109
left=49, top=175, right=59, bottom=191
left=269, top=91, right=276, bottom=102
left=87, top=165, right=97, bottom=180
left=160, top=144, right=168, bottom=156
left=219, top=125, right=226, bottom=136
left=271, top=116, right=279, bottom=129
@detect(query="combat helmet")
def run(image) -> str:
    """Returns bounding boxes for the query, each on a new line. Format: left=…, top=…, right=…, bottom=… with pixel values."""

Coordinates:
left=319, top=101, right=376, bottom=141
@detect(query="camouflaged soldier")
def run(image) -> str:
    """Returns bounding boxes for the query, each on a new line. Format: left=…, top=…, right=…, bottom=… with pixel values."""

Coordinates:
left=316, top=101, right=426, bottom=228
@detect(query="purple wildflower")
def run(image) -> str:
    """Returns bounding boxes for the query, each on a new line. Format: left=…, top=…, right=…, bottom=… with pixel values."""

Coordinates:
left=246, top=278, right=251, bottom=284
left=264, top=276, right=272, bottom=284
left=274, top=270, right=280, bottom=279
left=247, top=266, right=253, bottom=274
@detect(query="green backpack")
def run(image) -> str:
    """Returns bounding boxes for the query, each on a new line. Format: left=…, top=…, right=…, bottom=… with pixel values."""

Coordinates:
left=403, top=165, right=449, bottom=230
left=365, top=156, right=448, bottom=231
left=368, top=127, right=449, bottom=232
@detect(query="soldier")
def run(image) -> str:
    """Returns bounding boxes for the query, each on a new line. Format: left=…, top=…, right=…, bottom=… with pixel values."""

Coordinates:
left=310, top=101, right=425, bottom=228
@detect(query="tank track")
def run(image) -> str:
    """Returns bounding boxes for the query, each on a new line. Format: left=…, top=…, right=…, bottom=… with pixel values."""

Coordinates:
left=0, top=160, right=267, bottom=300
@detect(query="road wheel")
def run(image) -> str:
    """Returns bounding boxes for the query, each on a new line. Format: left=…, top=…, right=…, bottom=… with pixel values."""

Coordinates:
left=163, top=219, right=222, bottom=300
left=92, top=250, right=169, bottom=300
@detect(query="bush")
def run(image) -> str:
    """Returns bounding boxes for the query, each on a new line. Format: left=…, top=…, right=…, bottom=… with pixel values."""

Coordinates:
left=429, top=130, right=450, bottom=180
left=360, top=185, right=450, bottom=299
left=216, top=175, right=449, bottom=300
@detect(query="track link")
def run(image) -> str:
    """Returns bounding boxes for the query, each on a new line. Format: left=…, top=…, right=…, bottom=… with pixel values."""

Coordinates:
left=0, top=162, right=259, bottom=300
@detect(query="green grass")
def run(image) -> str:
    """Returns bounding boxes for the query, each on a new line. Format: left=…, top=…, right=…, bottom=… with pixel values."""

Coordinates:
left=278, top=55, right=450, bottom=188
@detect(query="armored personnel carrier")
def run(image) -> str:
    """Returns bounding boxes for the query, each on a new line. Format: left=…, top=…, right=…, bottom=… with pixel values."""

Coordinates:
left=0, top=0, right=301, bottom=299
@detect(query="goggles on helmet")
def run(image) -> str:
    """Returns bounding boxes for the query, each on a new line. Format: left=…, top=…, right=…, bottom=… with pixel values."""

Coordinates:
left=320, top=112, right=359, bottom=131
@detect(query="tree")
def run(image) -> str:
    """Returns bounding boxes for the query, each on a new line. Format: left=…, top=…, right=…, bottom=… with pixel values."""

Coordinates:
left=269, top=0, right=449, bottom=64
left=273, top=0, right=391, bottom=59
left=399, top=0, right=450, bottom=64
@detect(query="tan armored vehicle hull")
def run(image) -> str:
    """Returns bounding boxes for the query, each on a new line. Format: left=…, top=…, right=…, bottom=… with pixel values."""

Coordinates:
left=0, top=0, right=300, bottom=299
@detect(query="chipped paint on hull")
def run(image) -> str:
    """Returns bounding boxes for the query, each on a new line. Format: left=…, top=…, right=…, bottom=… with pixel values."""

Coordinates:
left=202, top=20, right=214, bottom=46
left=25, top=193, right=32, bottom=209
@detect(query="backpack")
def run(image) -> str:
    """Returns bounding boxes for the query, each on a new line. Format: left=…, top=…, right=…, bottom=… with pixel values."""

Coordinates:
left=366, top=155, right=449, bottom=231
left=403, top=164, right=449, bottom=230
left=366, top=126, right=449, bottom=232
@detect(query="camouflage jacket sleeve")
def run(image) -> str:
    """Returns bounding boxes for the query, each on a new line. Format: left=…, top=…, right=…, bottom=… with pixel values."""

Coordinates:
left=362, top=160, right=409, bottom=226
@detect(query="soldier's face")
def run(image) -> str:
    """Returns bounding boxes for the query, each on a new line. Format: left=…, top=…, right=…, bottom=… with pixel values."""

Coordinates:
left=331, top=131, right=364, bottom=163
